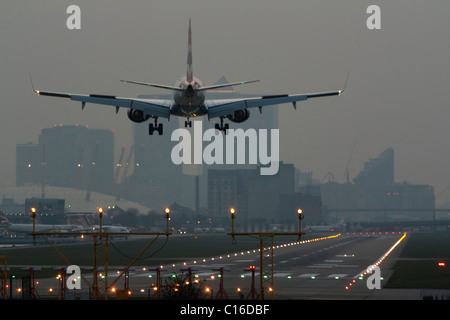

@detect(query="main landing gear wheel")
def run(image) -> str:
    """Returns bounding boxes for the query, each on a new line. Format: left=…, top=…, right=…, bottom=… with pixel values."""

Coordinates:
left=149, top=118, right=163, bottom=135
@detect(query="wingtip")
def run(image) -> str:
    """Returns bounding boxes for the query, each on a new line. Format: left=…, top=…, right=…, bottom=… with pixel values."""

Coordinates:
left=245, top=79, right=260, bottom=85
left=342, top=72, right=350, bottom=93
left=28, top=72, right=40, bottom=94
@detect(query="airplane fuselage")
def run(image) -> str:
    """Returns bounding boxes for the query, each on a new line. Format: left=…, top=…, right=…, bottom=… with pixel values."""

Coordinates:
left=2, top=223, right=65, bottom=233
left=171, top=77, right=207, bottom=117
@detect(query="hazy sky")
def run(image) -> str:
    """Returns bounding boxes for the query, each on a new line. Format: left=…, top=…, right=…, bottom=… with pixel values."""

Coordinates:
left=1, top=0, right=450, bottom=205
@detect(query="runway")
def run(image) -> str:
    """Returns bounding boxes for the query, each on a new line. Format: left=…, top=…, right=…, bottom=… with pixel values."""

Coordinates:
left=16, top=232, right=408, bottom=300
left=121, top=232, right=408, bottom=300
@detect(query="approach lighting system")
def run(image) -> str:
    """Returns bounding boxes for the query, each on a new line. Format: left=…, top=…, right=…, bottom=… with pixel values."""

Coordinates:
left=297, top=208, right=304, bottom=241
left=164, top=208, right=171, bottom=238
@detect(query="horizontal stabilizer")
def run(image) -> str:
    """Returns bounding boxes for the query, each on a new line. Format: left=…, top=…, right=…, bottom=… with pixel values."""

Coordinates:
left=120, top=79, right=184, bottom=92
left=198, top=80, right=260, bottom=92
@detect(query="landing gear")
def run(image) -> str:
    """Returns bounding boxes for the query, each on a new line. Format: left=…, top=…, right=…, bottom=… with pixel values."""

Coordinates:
left=185, top=119, right=192, bottom=128
left=215, top=117, right=229, bottom=134
left=149, top=117, right=163, bottom=135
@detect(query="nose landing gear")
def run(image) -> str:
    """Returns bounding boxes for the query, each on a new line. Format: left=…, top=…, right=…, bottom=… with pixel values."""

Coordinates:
left=149, top=117, right=163, bottom=135
left=214, top=117, right=229, bottom=134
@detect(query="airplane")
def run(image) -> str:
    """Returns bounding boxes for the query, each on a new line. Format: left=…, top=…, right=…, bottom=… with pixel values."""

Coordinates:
left=78, top=213, right=130, bottom=234
left=0, top=211, right=71, bottom=234
left=32, top=20, right=346, bottom=135
left=34, top=214, right=80, bottom=232
left=305, top=223, right=344, bottom=232
left=306, top=225, right=333, bottom=232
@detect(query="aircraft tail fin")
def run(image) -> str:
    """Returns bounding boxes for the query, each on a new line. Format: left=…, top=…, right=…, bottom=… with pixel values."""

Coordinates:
left=0, top=212, right=10, bottom=227
left=121, top=20, right=195, bottom=90
left=187, top=19, right=193, bottom=82
left=81, top=214, right=93, bottom=228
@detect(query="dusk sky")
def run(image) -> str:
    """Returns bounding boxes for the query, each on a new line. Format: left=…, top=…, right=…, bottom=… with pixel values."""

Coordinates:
left=1, top=0, right=450, bottom=205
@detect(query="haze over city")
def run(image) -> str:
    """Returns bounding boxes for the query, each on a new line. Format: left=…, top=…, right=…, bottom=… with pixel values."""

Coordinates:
left=1, top=0, right=450, bottom=206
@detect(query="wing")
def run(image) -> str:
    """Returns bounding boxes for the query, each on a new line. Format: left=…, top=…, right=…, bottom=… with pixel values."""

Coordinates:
left=206, top=89, right=344, bottom=120
left=119, top=79, right=260, bottom=92
left=34, top=89, right=172, bottom=119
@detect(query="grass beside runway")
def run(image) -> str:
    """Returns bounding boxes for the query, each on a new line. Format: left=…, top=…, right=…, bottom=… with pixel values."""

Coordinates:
left=385, top=232, right=450, bottom=289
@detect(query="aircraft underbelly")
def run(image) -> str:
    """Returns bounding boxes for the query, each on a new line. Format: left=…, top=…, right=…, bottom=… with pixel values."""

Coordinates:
left=171, top=103, right=207, bottom=117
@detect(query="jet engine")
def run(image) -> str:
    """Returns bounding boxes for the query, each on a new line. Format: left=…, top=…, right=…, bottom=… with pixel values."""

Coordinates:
left=127, top=108, right=150, bottom=123
left=227, top=109, right=250, bottom=123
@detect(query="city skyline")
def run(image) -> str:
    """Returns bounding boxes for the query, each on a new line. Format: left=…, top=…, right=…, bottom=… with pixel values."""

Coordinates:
left=9, top=127, right=438, bottom=220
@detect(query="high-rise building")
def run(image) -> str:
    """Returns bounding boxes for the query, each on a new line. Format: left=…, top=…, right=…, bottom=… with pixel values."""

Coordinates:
left=128, top=119, right=183, bottom=209
left=321, top=147, right=435, bottom=222
left=353, top=147, right=394, bottom=185
left=16, top=142, right=40, bottom=186
left=207, top=162, right=295, bottom=224
left=16, top=125, right=114, bottom=196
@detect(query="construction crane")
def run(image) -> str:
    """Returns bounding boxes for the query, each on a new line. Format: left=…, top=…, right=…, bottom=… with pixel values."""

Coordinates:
left=345, top=142, right=356, bottom=184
